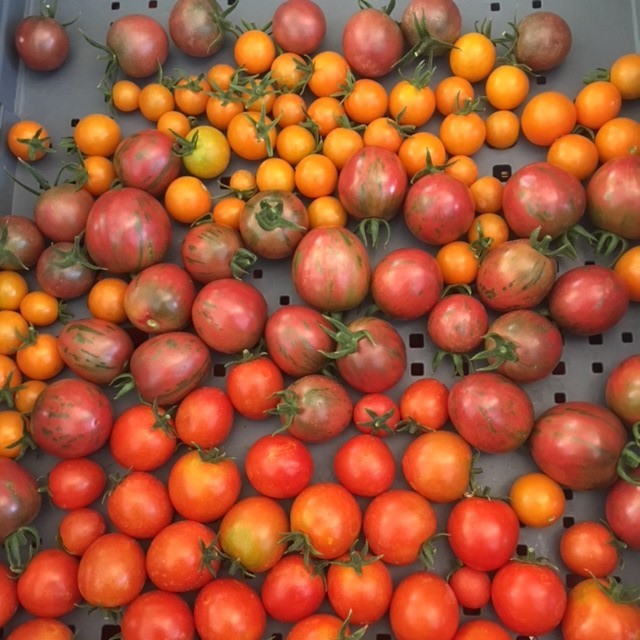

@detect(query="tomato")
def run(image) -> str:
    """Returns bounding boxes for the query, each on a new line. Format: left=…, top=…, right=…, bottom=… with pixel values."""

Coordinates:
left=292, top=227, right=371, bottom=312
left=363, top=489, right=437, bottom=565
left=57, top=507, right=106, bottom=556
left=502, top=160, right=586, bottom=239
left=57, top=317, right=134, bottom=385
left=17, top=548, right=81, bottom=617
left=434, top=75, right=474, bottom=116
left=389, top=571, right=459, bottom=640
left=245, top=433, right=314, bottom=499
left=19, top=291, right=59, bottom=327
left=120, top=590, right=195, bottom=640
left=548, top=264, right=629, bottom=336
left=73, top=112, right=121, bottom=157
left=295, top=153, right=339, bottom=198
left=485, top=64, right=530, bottom=110
left=288, top=482, right=362, bottom=560
left=272, top=0, right=326, bottom=55
left=530, top=401, right=628, bottom=490
left=106, top=471, right=173, bottom=539
left=110, top=79, right=140, bottom=112
left=509, top=472, right=566, bottom=528
left=404, top=173, right=475, bottom=246
left=5, top=619, right=74, bottom=640
left=449, top=32, right=496, bottom=82
left=30, top=378, right=114, bottom=458
left=146, top=519, right=218, bottom=592
left=219, top=496, right=289, bottom=573
left=435, top=240, right=478, bottom=285
left=484, top=109, right=520, bottom=149
left=77, top=532, right=146, bottom=608
left=575, top=80, right=622, bottom=130
left=15, top=328, right=63, bottom=381
left=491, top=558, right=567, bottom=636
left=352, top=392, right=401, bottom=437
left=113, top=129, right=181, bottom=196
left=277, top=124, right=318, bottom=166
left=547, top=132, right=600, bottom=181
left=227, top=110, right=278, bottom=162
left=0, top=215, right=45, bottom=271
left=6, top=119, right=51, bottom=162
left=453, top=620, right=512, bottom=640
left=513, top=10, right=572, bottom=72
left=400, top=0, right=462, bottom=58
left=444, top=154, right=478, bottom=186
left=195, top=576, right=266, bottom=640
left=0, top=411, right=25, bottom=459
left=467, top=212, right=509, bottom=249
left=560, top=520, right=621, bottom=578
left=399, top=377, right=450, bottom=431
left=256, top=157, right=296, bottom=192
left=286, top=613, right=359, bottom=640
left=446, top=495, right=520, bottom=572
left=362, top=116, right=406, bottom=153
left=0, top=457, right=41, bottom=543
left=615, top=246, right=640, bottom=302
left=86, top=277, right=128, bottom=325
left=609, top=52, right=640, bottom=99
left=261, top=554, right=326, bottom=623
left=14, top=9, right=69, bottom=71
left=448, top=372, right=535, bottom=453
left=173, top=73, right=211, bottom=116
left=398, top=131, right=447, bottom=179
left=109, top=402, right=176, bottom=471
left=47, top=457, right=106, bottom=510
left=605, top=470, right=640, bottom=550
left=402, top=430, right=473, bottom=503
left=169, top=0, right=232, bottom=57
left=388, top=75, right=436, bottom=128
left=0, top=310, right=28, bottom=356
left=520, top=90, right=577, bottom=147
left=264, top=305, right=334, bottom=377
left=157, top=109, right=192, bottom=138
left=326, top=550, right=393, bottom=625
left=562, top=578, right=640, bottom=640
left=0, top=562, right=18, bottom=627
left=307, top=195, right=348, bottom=228
left=183, top=124, right=231, bottom=179
left=333, top=433, right=395, bottom=497
left=448, top=566, right=491, bottom=611
left=607, top=352, right=640, bottom=434
left=81, top=154, right=117, bottom=196
left=0, top=271, right=27, bottom=311
left=439, top=108, right=486, bottom=157
left=139, top=82, right=176, bottom=121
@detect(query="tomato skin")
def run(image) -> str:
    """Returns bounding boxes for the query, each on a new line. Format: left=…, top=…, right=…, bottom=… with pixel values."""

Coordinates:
left=194, top=577, right=266, bottom=640
left=448, top=372, right=534, bottom=453
left=389, top=571, right=459, bottom=640
left=0, top=458, right=41, bottom=542
left=399, top=378, right=450, bottom=432
left=226, top=355, right=283, bottom=420
left=448, top=566, right=491, bottom=610
left=530, top=401, right=628, bottom=490
left=352, top=392, right=401, bottom=437
left=491, top=560, right=567, bottom=636
left=514, top=10, right=572, bottom=72
left=562, top=578, right=640, bottom=640
left=446, top=496, right=520, bottom=572
left=363, top=489, right=437, bottom=565
left=272, top=0, right=327, bottom=55
left=605, top=470, right=640, bottom=550
left=560, top=521, right=621, bottom=578
left=5, top=618, right=74, bottom=640
left=404, top=173, right=476, bottom=246
left=453, top=620, right=512, bottom=640
left=57, top=507, right=106, bottom=557
left=521, top=90, right=577, bottom=146
left=286, top=613, right=356, bottom=640
left=120, top=590, right=195, bottom=640
left=606, top=354, right=640, bottom=426
left=57, top=317, right=134, bottom=385
left=0, top=562, right=18, bottom=627
left=0, top=216, right=45, bottom=271
left=47, top=457, right=107, bottom=510
left=33, top=183, right=93, bottom=244
left=502, top=161, right=586, bottom=239
left=548, top=264, right=629, bottom=336
left=30, top=378, right=114, bottom=459
left=17, top=548, right=81, bottom=618
left=371, top=247, right=443, bottom=320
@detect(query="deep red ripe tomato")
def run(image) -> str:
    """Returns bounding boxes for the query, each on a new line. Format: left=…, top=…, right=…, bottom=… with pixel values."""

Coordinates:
left=261, top=554, right=326, bottom=623
left=446, top=496, right=520, bottom=572
left=559, top=520, right=621, bottom=578
left=245, top=433, right=314, bottom=499
left=491, top=558, right=567, bottom=636
left=77, top=532, right=146, bottom=608
left=448, top=565, right=491, bottom=611
left=453, top=620, right=512, bottom=640
left=333, top=433, right=396, bottom=497
left=194, top=577, right=266, bottom=640
left=402, top=430, right=473, bottom=503
left=218, top=496, right=289, bottom=574
left=289, top=482, right=362, bottom=560
left=105, top=471, right=174, bottom=539
left=47, top=457, right=107, bottom=510
left=174, top=386, right=234, bottom=449
left=225, top=354, right=284, bottom=420
left=399, top=377, right=450, bottom=431
left=167, top=447, right=242, bottom=523
left=5, top=618, right=74, bottom=640
left=326, top=551, right=393, bottom=625
left=363, top=489, right=437, bottom=565
left=352, top=392, right=401, bottom=437
left=286, top=612, right=361, bottom=640
left=146, top=520, right=219, bottom=593
left=448, top=372, right=535, bottom=453
left=120, top=590, right=195, bottom=640
left=191, top=278, right=268, bottom=354
left=389, top=571, right=459, bottom=640
left=0, top=562, right=18, bottom=627
left=605, top=469, right=640, bottom=550
left=16, top=549, right=81, bottom=618
left=109, top=402, right=176, bottom=471
left=57, top=508, right=106, bottom=557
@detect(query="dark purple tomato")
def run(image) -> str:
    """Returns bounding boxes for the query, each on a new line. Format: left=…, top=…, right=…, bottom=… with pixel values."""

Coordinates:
left=400, top=0, right=462, bottom=57
left=14, top=13, right=69, bottom=71
left=0, top=215, right=45, bottom=270
left=605, top=470, right=640, bottom=550
left=272, top=0, right=327, bottom=54
left=514, top=11, right=572, bottom=72
left=169, top=0, right=233, bottom=57
left=34, top=184, right=94, bottom=243
left=0, top=457, right=41, bottom=543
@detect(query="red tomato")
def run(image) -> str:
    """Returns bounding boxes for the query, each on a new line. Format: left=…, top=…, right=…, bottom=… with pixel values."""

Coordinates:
left=47, top=457, right=107, bottom=510
left=57, top=508, right=106, bottom=557
left=5, top=619, right=74, bottom=640
left=352, top=392, right=401, bottom=437
left=0, top=562, right=18, bottom=627
left=399, top=377, right=449, bottom=431
left=448, top=565, right=491, bottom=610
left=120, top=590, right=195, bottom=640
left=559, top=520, right=621, bottom=578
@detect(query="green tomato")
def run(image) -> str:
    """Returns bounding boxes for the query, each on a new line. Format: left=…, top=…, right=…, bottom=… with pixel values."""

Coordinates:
left=182, top=125, right=230, bottom=180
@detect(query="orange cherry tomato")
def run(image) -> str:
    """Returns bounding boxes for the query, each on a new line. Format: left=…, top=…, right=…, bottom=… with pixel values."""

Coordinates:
left=434, top=75, right=475, bottom=116
left=307, top=50, right=350, bottom=98
left=321, top=127, right=364, bottom=170
left=520, top=91, right=577, bottom=147
left=307, top=196, right=348, bottom=228
left=484, top=110, right=520, bottom=149
left=87, top=277, right=129, bottom=324
left=6, top=120, right=51, bottom=162
left=546, top=133, right=600, bottom=181
left=436, top=241, right=479, bottom=285
left=469, top=175, right=504, bottom=214
left=594, top=116, right=640, bottom=163
left=294, top=153, right=338, bottom=199
left=449, top=32, right=496, bottom=83
left=73, top=113, right=121, bottom=157
left=575, top=80, right=622, bottom=130
left=234, top=30, right=277, bottom=75
left=343, top=78, right=388, bottom=125
left=19, top=291, right=60, bottom=327
left=398, top=131, right=447, bottom=179
left=110, top=79, right=141, bottom=112
left=614, top=245, right=640, bottom=302
left=609, top=52, right=640, bottom=100
left=509, top=472, right=566, bottom=528
left=164, top=175, right=212, bottom=224
left=484, top=65, right=530, bottom=110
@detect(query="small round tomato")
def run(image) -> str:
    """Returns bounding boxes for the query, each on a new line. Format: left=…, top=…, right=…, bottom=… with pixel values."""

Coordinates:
left=47, top=457, right=107, bottom=510
left=484, top=109, right=520, bottom=149
left=595, top=116, right=640, bottom=163
left=469, top=175, right=504, bottom=214
left=164, top=175, right=212, bottom=224
left=485, top=64, right=530, bottom=110
left=439, top=109, right=486, bottom=157
left=399, top=377, right=449, bottom=431
left=18, top=290, right=59, bottom=326
left=175, top=386, right=234, bottom=449
left=0, top=271, right=28, bottom=311
left=13, top=379, right=47, bottom=415
left=508, top=472, right=566, bottom=528
left=609, top=52, right=640, bottom=99
left=436, top=241, right=479, bottom=285
left=173, top=74, right=211, bottom=116
left=343, top=78, right=388, bottom=125
left=295, top=153, right=338, bottom=198
left=435, top=75, right=475, bottom=116
left=139, top=82, right=176, bottom=122
left=453, top=620, right=512, bottom=640
left=307, top=195, right=348, bottom=228
left=575, top=80, right=622, bottom=130
left=521, top=90, right=577, bottom=147
left=352, top=392, right=401, bottom=437
left=15, top=329, right=64, bottom=380
left=560, top=520, right=621, bottom=578
left=234, top=29, right=276, bottom=74
left=307, top=50, right=350, bottom=97
left=5, top=619, right=74, bottom=640
left=182, top=125, right=230, bottom=180
left=227, top=110, right=278, bottom=161
left=547, top=132, right=600, bottom=181
left=120, top=590, right=195, bottom=640
left=276, top=124, right=318, bottom=166
left=448, top=565, right=492, bottom=611
left=111, top=79, right=141, bottom=112
left=449, top=32, right=496, bottom=82
left=0, top=562, right=18, bottom=627
left=0, top=411, right=26, bottom=459
left=467, top=212, right=510, bottom=250
left=57, top=508, right=106, bottom=556
left=6, top=119, right=51, bottom=161
left=388, top=75, right=436, bottom=127
left=0, top=310, right=28, bottom=355
left=73, top=113, right=121, bottom=157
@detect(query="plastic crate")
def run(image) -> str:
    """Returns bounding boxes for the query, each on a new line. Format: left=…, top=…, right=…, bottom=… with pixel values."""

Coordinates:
left=0, top=0, right=639, bottom=639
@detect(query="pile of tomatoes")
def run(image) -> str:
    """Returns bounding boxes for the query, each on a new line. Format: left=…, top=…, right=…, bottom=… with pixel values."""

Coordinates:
left=1, top=0, right=640, bottom=639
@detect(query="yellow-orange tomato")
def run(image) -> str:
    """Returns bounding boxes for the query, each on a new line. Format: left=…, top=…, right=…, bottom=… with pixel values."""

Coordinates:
left=546, top=133, right=600, bottom=181
left=205, top=94, right=244, bottom=131
left=0, top=411, right=26, bottom=459
left=362, top=117, right=405, bottom=154
left=509, top=472, right=566, bottom=528
left=609, top=52, right=640, bottom=100
left=270, top=52, right=307, bottom=91
left=484, top=110, right=520, bottom=149
left=16, top=331, right=64, bottom=381
left=6, top=120, right=51, bottom=161
left=87, top=278, right=129, bottom=324
left=614, top=245, right=640, bottom=302
left=73, top=113, right=121, bottom=157
left=138, top=82, right=176, bottom=122
left=321, top=127, right=364, bottom=171
left=227, top=110, right=278, bottom=162
left=520, top=91, right=577, bottom=147
left=306, top=96, right=346, bottom=137
left=13, top=379, right=47, bottom=415
left=436, top=241, right=479, bottom=285
left=205, top=63, right=236, bottom=92
left=234, top=30, right=277, bottom=75
left=82, top=155, right=117, bottom=197
left=227, top=169, right=257, bottom=195
left=575, top=80, right=622, bottom=130
left=294, top=153, right=338, bottom=199
left=434, top=75, right=475, bottom=116
left=444, top=155, right=478, bottom=187
left=307, top=50, right=350, bottom=98
left=212, top=197, right=245, bottom=229
left=271, top=93, right=308, bottom=128
left=157, top=110, right=193, bottom=139
left=469, top=175, right=504, bottom=214
left=0, top=354, right=22, bottom=393
left=19, top=291, right=59, bottom=326
left=439, top=110, right=486, bottom=156
left=307, top=196, right=348, bottom=228
left=449, top=32, right=496, bottom=83
left=594, top=116, right=640, bottom=163
left=0, top=310, right=29, bottom=355
left=0, top=271, right=28, bottom=311
left=343, top=78, right=388, bottom=125
left=164, top=176, right=212, bottom=224
left=173, top=75, right=211, bottom=116
left=111, top=79, right=141, bottom=112
left=275, top=124, right=318, bottom=166
left=388, top=78, right=436, bottom=127
left=398, top=131, right=447, bottom=179
left=484, top=65, right=530, bottom=110
left=256, top=157, right=296, bottom=192
left=467, top=213, right=510, bottom=250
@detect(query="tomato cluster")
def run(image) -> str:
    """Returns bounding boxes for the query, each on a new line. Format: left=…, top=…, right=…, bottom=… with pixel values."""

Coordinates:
left=1, top=0, right=640, bottom=639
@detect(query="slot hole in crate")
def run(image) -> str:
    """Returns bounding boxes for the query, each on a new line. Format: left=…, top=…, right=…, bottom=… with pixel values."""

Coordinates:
left=516, top=544, right=529, bottom=556
left=554, top=392, right=566, bottom=404
left=462, top=606, right=481, bottom=616
left=148, top=0, right=158, bottom=7
left=588, top=334, right=603, bottom=345
left=492, top=164, right=512, bottom=181
left=111, top=2, right=120, bottom=10
left=552, top=361, right=566, bottom=375
left=411, top=362, right=424, bottom=376
left=563, top=515, right=575, bottom=527
left=490, top=2, right=501, bottom=10
left=592, top=362, right=604, bottom=374
left=532, top=0, right=542, bottom=7
left=376, top=635, right=393, bottom=640
left=409, top=333, right=424, bottom=349
left=565, top=574, right=583, bottom=589
left=253, top=268, right=263, bottom=279
left=213, top=363, right=226, bottom=377
left=563, top=488, right=574, bottom=501
left=622, top=331, right=633, bottom=343
left=279, top=295, right=290, bottom=305
left=536, top=75, right=547, bottom=85
left=101, top=625, right=120, bottom=640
